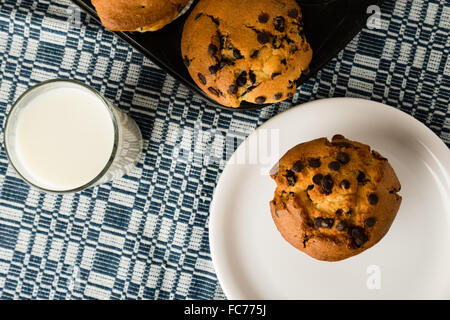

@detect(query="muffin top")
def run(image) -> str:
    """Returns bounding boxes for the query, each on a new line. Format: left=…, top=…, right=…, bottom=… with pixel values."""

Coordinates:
left=181, top=0, right=312, bottom=108
left=92, top=0, right=190, bottom=32
left=270, top=135, right=402, bottom=261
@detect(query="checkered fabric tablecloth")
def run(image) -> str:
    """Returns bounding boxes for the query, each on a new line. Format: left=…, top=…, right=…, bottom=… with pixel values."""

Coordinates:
left=0, top=0, right=449, bottom=300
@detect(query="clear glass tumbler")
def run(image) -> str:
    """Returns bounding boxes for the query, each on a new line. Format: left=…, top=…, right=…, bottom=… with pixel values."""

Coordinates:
left=3, top=79, right=143, bottom=193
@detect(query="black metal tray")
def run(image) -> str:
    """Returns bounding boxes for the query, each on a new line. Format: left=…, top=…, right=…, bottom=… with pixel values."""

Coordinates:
left=70, top=0, right=383, bottom=111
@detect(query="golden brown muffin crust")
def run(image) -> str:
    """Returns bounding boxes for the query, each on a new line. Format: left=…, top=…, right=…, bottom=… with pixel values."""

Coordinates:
left=181, top=0, right=312, bottom=108
left=270, top=135, right=402, bottom=261
left=92, top=0, right=190, bottom=31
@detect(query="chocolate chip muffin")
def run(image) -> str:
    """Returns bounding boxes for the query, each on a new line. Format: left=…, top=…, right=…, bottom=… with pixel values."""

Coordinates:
left=270, top=135, right=402, bottom=261
left=92, top=0, right=192, bottom=32
left=181, top=0, right=312, bottom=108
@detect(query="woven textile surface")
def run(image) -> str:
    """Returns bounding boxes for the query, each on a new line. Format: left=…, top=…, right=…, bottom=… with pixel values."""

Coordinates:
left=0, top=0, right=449, bottom=299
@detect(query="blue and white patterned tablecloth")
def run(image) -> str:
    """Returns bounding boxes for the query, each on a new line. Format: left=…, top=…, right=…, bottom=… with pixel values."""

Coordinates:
left=0, top=0, right=448, bottom=300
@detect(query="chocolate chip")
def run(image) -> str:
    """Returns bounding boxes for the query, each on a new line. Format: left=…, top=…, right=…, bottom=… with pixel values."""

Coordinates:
left=332, top=134, right=345, bottom=140
left=308, top=158, right=321, bottom=168
left=274, top=92, right=283, bottom=100
left=291, top=161, right=304, bottom=173
left=346, top=209, right=353, bottom=215
left=357, top=171, right=370, bottom=185
left=290, top=46, right=298, bottom=54
left=337, top=152, right=350, bottom=164
left=281, top=58, right=287, bottom=65
left=333, top=141, right=351, bottom=148
left=346, top=227, right=353, bottom=237
left=357, top=171, right=366, bottom=183
left=306, top=184, right=314, bottom=191
left=255, top=96, right=266, bottom=104
left=328, top=161, right=340, bottom=171
left=321, top=218, right=333, bottom=228
left=287, top=80, right=295, bottom=89
left=365, top=217, right=376, bottom=227
left=208, top=87, right=220, bottom=96
left=312, top=174, right=323, bottom=185
left=272, top=37, right=283, bottom=49
left=219, top=60, right=226, bottom=69
left=285, top=169, right=296, bottom=186
left=273, top=16, right=285, bottom=32
left=358, top=230, right=376, bottom=246
left=219, top=59, right=233, bottom=69
left=306, top=192, right=312, bottom=201
left=236, top=71, right=247, bottom=87
left=335, top=209, right=343, bottom=216
left=314, top=217, right=334, bottom=229
left=352, top=227, right=366, bottom=239
left=271, top=72, right=281, bottom=79
left=183, top=56, right=190, bottom=67
left=302, top=235, right=310, bottom=248
left=257, top=32, right=271, bottom=44
left=372, top=150, right=387, bottom=161
left=208, top=15, right=220, bottom=25
left=321, top=174, right=334, bottom=194
left=241, top=85, right=257, bottom=96
left=313, top=218, right=321, bottom=228
left=198, top=73, right=206, bottom=85
left=368, top=193, right=379, bottom=205
left=249, top=70, right=256, bottom=84
left=233, top=48, right=243, bottom=59
left=228, top=84, right=238, bottom=95
left=350, top=227, right=368, bottom=247
left=340, top=179, right=350, bottom=189
left=288, top=8, right=298, bottom=18
left=209, top=65, right=218, bottom=74
left=258, top=13, right=269, bottom=23
left=336, top=221, right=346, bottom=231
left=208, top=43, right=218, bottom=55
left=250, top=50, right=259, bottom=58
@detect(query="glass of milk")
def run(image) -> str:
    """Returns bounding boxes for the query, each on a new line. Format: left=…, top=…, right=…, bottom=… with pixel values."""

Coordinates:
left=3, top=79, right=143, bottom=193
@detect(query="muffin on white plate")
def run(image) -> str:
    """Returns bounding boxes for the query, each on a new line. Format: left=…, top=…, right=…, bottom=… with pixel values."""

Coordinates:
left=270, top=135, right=402, bottom=261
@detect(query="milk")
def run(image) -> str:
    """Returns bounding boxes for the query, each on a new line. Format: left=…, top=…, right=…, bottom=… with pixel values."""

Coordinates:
left=13, top=86, right=115, bottom=191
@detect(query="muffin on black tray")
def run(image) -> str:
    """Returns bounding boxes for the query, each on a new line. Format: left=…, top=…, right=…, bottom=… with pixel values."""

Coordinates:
left=181, top=0, right=313, bottom=108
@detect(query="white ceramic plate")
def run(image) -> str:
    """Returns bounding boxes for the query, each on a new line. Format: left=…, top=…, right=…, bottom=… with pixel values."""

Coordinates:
left=209, top=98, right=450, bottom=300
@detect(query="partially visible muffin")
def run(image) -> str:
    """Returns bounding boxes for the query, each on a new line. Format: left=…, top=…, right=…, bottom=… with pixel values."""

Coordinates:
left=181, top=0, right=312, bottom=108
left=270, top=135, right=402, bottom=262
left=92, top=0, right=191, bottom=32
